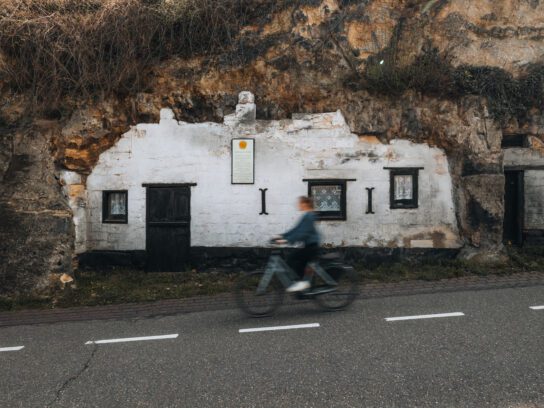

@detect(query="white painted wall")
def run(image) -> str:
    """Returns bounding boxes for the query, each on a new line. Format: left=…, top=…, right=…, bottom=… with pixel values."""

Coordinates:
left=76, top=101, right=461, bottom=253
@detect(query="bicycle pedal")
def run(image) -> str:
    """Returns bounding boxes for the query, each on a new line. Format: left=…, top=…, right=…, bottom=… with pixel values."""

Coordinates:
left=307, top=286, right=336, bottom=296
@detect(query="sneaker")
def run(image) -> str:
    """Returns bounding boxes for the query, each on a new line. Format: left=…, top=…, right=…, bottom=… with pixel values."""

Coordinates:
left=286, top=281, right=311, bottom=293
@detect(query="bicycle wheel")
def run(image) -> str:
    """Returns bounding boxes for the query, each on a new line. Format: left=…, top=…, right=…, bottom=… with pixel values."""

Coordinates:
left=314, top=265, right=359, bottom=311
left=235, top=271, right=285, bottom=317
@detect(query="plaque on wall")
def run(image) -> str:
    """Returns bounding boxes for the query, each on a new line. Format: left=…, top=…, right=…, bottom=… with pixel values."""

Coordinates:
left=231, top=138, right=255, bottom=184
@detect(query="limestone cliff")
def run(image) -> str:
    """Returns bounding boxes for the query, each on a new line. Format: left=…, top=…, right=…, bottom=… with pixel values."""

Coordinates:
left=1, top=0, right=544, bottom=294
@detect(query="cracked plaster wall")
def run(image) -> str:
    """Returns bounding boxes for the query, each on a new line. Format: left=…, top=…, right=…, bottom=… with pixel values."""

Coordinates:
left=69, top=104, right=461, bottom=252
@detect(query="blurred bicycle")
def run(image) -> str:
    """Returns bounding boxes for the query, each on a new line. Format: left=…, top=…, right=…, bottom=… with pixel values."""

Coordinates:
left=235, top=239, right=359, bottom=317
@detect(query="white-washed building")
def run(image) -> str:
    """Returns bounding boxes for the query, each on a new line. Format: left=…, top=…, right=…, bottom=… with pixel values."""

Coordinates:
left=60, top=92, right=543, bottom=270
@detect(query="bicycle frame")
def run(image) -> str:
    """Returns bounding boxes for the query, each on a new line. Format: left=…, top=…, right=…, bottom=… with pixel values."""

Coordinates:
left=256, top=250, right=338, bottom=295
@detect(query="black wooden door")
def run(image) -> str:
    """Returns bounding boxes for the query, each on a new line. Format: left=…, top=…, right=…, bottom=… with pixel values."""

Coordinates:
left=503, top=171, right=524, bottom=246
left=146, top=186, right=191, bottom=271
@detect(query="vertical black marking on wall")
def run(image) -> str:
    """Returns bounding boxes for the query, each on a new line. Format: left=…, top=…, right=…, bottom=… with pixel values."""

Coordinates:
left=259, top=188, right=269, bottom=215
left=366, top=187, right=375, bottom=214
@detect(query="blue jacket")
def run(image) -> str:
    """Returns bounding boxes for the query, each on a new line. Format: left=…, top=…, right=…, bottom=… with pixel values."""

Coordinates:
left=282, top=212, right=320, bottom=246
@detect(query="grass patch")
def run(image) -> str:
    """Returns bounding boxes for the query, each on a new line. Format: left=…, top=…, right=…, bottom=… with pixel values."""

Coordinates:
left=0, top=268, right=241, bottom=312
left=356, top=245, right=544, bottom=283
left=357, top=259, right=509, bottom=283
left=60, top=268, right=241, bottom=306
left=0, top=246, right=542, bottom=312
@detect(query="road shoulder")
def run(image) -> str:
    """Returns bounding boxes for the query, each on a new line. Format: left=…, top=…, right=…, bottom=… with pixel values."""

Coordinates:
left=0, top=271, right=542, bottom=327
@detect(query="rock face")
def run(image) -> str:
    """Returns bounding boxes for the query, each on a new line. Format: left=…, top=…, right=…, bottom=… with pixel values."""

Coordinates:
left=1, top=0, right=544, bottom=294
left=0, top=122, right=73, bottom=294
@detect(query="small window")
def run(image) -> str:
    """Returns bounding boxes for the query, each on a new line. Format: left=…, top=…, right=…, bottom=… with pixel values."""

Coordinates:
left=501, top=134, right=527, bottom=148
left=307, top=180, right=347, bottom=220
left=388, top=168, right=420, bottom=209
left=102, top=190, right=128, bottom=223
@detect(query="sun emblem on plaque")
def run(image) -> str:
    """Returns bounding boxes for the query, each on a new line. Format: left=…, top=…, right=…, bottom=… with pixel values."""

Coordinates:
left=239, top=140, right=247, bottom=149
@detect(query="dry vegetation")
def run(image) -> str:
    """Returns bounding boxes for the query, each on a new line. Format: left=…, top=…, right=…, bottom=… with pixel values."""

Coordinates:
left=363, top=45, right=544, bottom=123
left=0, top=0, right=259, bottom=104
left=1, top=0, right=543, bottom=122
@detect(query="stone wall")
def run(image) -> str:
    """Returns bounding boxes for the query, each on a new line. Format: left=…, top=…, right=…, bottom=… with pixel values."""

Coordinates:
left=0, top=122, right=73, bottom=294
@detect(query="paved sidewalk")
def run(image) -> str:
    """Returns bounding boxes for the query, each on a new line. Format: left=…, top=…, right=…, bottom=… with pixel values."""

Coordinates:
left=0, top=271, right=542, bottom=327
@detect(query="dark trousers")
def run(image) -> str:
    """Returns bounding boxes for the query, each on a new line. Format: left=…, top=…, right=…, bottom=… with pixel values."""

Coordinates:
left=287, top=244, right=319, bottom=280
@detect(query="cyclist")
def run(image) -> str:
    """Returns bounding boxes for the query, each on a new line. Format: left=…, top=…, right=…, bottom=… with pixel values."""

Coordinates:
left=275, top=196, right=320, bottom=292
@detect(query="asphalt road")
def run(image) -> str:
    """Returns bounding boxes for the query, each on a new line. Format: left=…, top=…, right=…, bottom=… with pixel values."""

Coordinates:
left=0, top=286, right=543, bottom=408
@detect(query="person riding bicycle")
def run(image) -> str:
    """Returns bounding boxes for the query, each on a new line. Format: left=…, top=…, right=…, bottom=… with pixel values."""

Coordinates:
left=275, top=196, right=320, bottom=293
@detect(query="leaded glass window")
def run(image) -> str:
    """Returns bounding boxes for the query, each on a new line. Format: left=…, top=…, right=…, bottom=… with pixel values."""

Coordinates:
left=393, top=175, right=413, bottom=200
left=102, top=190, right=128, bottom=223
left=307, top=180, right=347, bottom=220
left=109, top=193, right=126, bottom=215
left=388, top=168, right=420, bottom=209
left=311, top=185, right=342, bottom=212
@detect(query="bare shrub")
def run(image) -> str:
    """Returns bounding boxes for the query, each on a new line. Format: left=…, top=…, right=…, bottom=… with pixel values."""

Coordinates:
left=363, top=45, right=544, bottom=123
left=0, top=0, right=253, bottom=106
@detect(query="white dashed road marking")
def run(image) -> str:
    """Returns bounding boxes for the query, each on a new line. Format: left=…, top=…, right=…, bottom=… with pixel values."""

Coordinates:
left=0, top=346, right=24, bottom=352
left=529, top=305, right=544, bottom=310
left=239, top=323, right=320, bottom=333
left=85, top=334, right=179, bottom=345
left=385, top=312, right=465, bottom=322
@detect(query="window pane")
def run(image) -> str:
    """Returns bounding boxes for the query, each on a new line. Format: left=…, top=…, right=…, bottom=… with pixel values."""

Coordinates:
left=394, top=175, right=413, bottom=200
left=311, top=185, right=342, bottom=212
left=109, top=192, right=126, bottom=215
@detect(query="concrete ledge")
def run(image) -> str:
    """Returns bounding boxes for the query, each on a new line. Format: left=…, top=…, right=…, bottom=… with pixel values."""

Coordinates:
left=78, top=250, right=146, bottom=268
left=191, top=246, right=460, bottom=269
left=524, top=230, right=544, bottom=244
